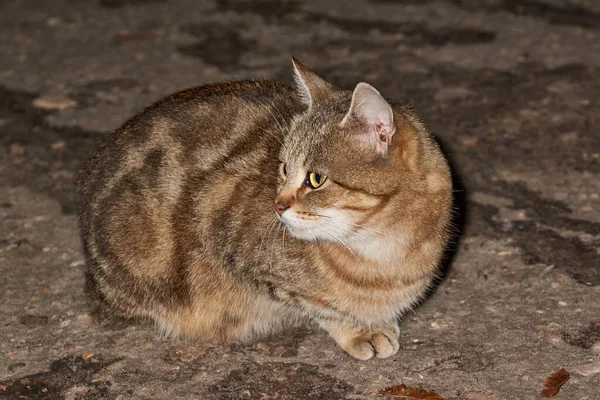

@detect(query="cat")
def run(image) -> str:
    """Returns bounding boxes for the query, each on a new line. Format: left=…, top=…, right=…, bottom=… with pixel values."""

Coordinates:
left=75, top=58, right=452, bottom=360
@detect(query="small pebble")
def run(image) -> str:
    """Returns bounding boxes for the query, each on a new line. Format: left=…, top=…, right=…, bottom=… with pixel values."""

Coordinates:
left=76, top=314, right=91, bottom=325
left=70, top=260, right=85, bottom=268
left=47, top=17, right=61, bottom=27
left=32, top=94, right=77, bottom=111
left=572, top=361, right=600, bottom=377
left=81, top=351, right=95, bottom=360
left=256, top=342, right=270, bottom=353
left=463, top=390, right=499, bottom=399
left=51, top=141, right=66, bottom=150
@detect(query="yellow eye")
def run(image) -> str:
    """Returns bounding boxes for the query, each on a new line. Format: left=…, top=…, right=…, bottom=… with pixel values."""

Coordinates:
left=308, top=172, right=327, bottom=189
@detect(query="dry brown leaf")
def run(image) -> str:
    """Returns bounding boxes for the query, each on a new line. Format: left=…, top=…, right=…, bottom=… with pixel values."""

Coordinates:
left=378, top=383, right=443, bottom=399
left=540, top=368, right=569, bottom=397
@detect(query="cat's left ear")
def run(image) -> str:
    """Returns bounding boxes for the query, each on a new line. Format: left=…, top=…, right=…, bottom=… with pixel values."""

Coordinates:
left=341, top=82, right=396, bottom=156
left=292, top=57, right=334, bottom=107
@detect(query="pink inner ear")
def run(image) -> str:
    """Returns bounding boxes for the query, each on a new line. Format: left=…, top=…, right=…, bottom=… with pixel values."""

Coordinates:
left=344, top=82, right=396, bottom=155
left=370, top=119, right=395, bottom=155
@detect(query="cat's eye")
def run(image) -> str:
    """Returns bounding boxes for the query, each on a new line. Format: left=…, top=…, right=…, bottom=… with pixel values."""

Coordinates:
left=279, top=162, right=287, bottom=177
left=307, top=172, right=327, bottom=189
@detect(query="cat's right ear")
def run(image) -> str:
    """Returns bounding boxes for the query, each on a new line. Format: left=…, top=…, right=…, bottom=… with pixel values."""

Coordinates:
left=292, top=57, right=333, bottom=107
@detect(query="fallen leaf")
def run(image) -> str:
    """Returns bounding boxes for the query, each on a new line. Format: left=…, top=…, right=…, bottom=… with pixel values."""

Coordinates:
left=540, top=368, right=569, bottom=397
left=378, top=384, right=443, bottom=399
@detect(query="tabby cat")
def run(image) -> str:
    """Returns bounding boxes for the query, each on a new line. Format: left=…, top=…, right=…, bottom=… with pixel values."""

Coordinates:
left=76, top=59, right=452, bottom=360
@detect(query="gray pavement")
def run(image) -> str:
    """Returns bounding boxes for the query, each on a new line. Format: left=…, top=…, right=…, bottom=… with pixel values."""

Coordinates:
left=0, top=0, right=599, bottom=398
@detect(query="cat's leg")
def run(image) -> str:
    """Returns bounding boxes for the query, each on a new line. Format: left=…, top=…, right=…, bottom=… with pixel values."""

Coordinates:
left=317, top=318, right=400, bottom=360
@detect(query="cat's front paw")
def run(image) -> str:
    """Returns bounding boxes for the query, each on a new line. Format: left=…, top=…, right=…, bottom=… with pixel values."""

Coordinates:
left=342, top=328, right=400, bottom=360
left=319, top=319, right=400, bottom=360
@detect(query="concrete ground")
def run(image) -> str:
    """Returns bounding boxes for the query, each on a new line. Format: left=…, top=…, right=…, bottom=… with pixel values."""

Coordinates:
left=1, top=0, right=599, bottom=398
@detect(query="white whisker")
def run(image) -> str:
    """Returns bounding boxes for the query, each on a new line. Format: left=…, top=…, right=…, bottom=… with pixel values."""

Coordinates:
left=258, top=215, right=278, bottom=259
left=313, top=212, right=403, bottom=243
left=267, top=220, right=282, bottom=276
left=257, top=215, right=279, bottom=283
left=261, top=105, right=286, bottom=146
left=319, top=218, right=371, bottom=243
left=319, top=226, right=365, bottom=268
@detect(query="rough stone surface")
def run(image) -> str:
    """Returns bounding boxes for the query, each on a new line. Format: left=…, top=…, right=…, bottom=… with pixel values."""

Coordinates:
left=0, top=0, right=599, bottom=399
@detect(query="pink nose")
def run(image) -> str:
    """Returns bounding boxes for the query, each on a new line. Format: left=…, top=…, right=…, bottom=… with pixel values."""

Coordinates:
left=274, top=201, right=290, bottom=216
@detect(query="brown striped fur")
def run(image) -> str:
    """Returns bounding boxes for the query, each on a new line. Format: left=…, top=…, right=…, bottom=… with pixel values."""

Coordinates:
left=76, top=60, right=452, bottom=360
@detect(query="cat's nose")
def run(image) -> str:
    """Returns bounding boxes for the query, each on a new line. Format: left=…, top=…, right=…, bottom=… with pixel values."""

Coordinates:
left=274, top=200, right=290, bottom=216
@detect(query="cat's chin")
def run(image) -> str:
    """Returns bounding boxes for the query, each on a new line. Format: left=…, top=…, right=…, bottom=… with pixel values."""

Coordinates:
left=278, top=210, right=352, bottom=243
left=277, top=218, right=324, bottom=242
left=281, top=224, right=323, bottom=242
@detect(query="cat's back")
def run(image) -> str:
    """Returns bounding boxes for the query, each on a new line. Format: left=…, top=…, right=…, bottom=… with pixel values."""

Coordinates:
left=77, top=80, right=299, bottom=193
left=76, top=80, right=302, bottom=226
left=75, top=80, right=300, bottom=258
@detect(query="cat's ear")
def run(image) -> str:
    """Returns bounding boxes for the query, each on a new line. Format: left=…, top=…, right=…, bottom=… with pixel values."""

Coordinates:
left=292, top=57, right=333, bottom=107
left=341, top=82, right=396, bottom=156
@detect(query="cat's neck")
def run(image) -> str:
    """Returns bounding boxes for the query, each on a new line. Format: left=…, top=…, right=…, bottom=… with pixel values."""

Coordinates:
left=345, top=231, right=408, bottom=266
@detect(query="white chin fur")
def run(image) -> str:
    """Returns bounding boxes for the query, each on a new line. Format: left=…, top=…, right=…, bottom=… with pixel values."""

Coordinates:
left=279, top=207, right=404, bottom=263
left=278, top=208, right=353, bottom=242
left=278, top=210, right=325, bottom=241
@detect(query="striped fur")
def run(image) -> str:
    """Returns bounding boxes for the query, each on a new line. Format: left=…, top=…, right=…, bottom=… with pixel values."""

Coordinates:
left=76, top=62, right=452, bottom=360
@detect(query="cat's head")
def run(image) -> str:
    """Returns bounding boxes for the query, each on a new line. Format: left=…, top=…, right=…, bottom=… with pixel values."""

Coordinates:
left=275, top=59, right=420, bottom=244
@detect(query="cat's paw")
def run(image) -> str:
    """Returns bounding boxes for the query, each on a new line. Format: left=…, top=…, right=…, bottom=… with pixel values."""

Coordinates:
left=342, top=328, right=400, bottom=360
left=319, top=319, right=400, bottom=360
